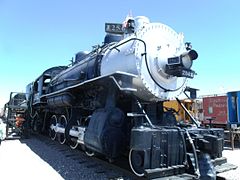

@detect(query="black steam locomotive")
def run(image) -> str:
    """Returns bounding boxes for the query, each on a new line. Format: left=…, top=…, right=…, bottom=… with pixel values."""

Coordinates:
left=21, top=16, right=234, bottom=179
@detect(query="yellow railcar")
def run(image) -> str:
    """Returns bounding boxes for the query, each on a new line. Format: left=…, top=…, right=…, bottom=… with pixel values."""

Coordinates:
left=163, top=99, right=202, bottom=123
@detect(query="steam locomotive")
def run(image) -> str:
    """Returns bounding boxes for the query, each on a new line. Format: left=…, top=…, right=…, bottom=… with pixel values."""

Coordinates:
left=22, top=16, right=234, bottom=179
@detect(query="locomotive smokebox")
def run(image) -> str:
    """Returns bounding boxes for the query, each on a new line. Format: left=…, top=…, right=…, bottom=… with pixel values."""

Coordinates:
left=101, top=16, right=198, bottom=101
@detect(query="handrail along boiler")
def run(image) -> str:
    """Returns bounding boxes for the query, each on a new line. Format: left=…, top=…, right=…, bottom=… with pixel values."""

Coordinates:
left=25, top=16, right=234, bottom=179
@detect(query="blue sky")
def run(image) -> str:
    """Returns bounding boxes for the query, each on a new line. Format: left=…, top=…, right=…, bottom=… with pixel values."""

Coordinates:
left=0, top=0, right=240, bottom=107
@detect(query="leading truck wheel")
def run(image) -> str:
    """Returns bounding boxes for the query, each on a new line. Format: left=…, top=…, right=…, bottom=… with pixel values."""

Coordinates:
left=49, top=115, right=57, bottom=140
left=129, top=149, right=145, bottom=177
left=58, top=115, right=67, bottom=144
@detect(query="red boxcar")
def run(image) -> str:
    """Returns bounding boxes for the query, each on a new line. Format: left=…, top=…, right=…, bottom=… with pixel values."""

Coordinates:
left=202, top=95, right=228, bottom=127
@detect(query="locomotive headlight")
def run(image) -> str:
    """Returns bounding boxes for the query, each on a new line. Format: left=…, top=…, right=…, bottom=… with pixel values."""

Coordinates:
left=165, top=49, right=198, bottom=78
left=181, top=49, right=198, bottom=69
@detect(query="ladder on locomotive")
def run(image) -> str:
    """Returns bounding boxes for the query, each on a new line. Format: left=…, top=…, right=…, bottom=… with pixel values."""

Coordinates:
left=5, top=92, right=27, bottom=139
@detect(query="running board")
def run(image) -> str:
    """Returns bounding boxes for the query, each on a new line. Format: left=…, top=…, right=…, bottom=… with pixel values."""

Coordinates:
left=145, top=165, right=186, bottom=179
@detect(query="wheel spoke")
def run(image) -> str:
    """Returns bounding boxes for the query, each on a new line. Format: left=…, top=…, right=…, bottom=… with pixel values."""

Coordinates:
left=69, top=120, right=80, bottom=149
left=49, top=115, right=57, bottom=140
left=58, top=115, right=67, bottom=144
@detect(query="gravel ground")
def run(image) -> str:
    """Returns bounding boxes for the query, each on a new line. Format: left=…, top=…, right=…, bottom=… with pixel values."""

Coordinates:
left=218, top=147, right=240, bottom=180
left=1, top=137, right=239, bottom=180
left=0, top=117, right=239, bottom=180
left=0, top=138, right=64, bottom=180
left=0, top=118, right=135, bottom=180
left=0, top=135, right=134, bottom=180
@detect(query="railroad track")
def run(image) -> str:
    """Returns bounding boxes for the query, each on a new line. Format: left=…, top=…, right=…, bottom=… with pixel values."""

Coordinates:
left=20, top=134, right=141, bottom=180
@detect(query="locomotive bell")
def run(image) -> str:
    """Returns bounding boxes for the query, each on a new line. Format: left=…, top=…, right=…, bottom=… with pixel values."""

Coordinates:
left=134, top=16, right=150, bottom=32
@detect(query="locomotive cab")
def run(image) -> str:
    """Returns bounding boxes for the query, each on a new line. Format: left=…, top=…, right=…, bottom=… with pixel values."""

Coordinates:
left=32, top=74, right=52, bottom=105
left=30, top=66, right=68, bottom=106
